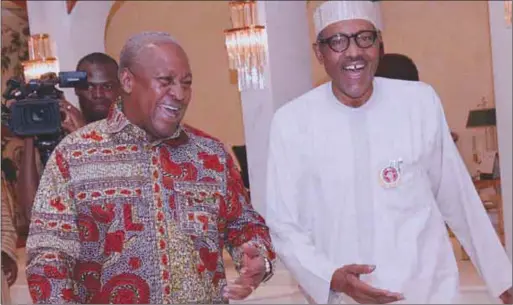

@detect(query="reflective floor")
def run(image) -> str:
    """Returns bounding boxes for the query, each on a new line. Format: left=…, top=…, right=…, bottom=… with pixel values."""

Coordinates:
left=9, top=237, right=502, bottom=304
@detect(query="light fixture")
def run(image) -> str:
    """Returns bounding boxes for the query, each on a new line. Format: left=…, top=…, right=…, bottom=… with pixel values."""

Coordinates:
left=506, top=0, right=512, bottom=27
left=22, top=33, right=59, bottom=81
left=224, top=0, right=268, bottom=92
left=466, top=98, right=498, bottom=156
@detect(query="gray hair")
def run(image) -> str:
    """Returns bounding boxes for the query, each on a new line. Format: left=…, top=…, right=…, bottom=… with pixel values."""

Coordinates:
left=118, top=31, right=180, bottom=75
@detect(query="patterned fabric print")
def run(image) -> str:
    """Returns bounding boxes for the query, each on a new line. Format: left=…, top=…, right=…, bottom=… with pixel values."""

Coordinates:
left=25, top=102, right=276, bottom=304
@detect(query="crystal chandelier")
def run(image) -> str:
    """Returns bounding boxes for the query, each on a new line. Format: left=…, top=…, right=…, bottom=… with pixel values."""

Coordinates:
left=224, top=0, right=268, bottom=92
left=22, top=33, right=60, bottom=81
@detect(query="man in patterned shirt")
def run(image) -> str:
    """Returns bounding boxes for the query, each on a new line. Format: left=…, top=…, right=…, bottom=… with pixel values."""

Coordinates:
left=25, top=31, right=275, bottom=304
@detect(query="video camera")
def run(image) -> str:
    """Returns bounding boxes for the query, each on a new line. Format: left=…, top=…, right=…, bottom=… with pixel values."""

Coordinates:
left=1, top=71, right=88, bottom=166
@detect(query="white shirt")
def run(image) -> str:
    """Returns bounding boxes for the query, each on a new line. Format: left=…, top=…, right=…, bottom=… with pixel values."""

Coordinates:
left=266, top=77, right=512, bottom=304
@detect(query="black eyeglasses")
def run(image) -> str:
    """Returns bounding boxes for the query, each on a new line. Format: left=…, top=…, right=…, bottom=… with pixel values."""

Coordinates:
left=318, top=30, right=378, bottom=53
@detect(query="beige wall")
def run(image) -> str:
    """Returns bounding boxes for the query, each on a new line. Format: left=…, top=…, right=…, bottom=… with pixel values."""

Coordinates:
left=308, top=0, right=496, bottom=174
left=104, top=1, right=245, bottom=147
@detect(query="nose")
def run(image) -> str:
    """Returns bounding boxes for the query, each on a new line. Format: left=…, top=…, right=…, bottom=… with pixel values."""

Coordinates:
left=344, top=38, right=363, bottom=58
left=91, top=86, right=106, bottom=99
left=168, top=83, right=185, bottom=102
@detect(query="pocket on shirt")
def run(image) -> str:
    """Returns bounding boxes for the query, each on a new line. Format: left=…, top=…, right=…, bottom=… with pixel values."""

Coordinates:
left=174, top=181, right=223, bottom=238
left=378, top=160, right=430, bottom=213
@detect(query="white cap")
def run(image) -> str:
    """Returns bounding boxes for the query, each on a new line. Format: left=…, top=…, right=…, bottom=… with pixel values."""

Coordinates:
left=313, top=1, right=383, bottom=37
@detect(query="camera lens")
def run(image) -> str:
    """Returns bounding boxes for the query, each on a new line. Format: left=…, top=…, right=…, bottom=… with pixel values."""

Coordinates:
left=31, top=108, right=47, bottom=123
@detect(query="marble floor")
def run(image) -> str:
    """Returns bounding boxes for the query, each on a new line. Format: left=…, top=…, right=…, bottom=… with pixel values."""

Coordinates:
left=8, top=238, right=504, bottom=304
left=226, top=260, right=501, bottom=304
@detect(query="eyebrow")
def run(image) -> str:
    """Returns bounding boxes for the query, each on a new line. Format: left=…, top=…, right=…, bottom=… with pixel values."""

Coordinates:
left=89, top=80, right=117, bottom=83
left=175, top=73, right=192, bottom=80
left=156, top=73, right=192, bottom=81
left=87, top=81, right=117, bottom=86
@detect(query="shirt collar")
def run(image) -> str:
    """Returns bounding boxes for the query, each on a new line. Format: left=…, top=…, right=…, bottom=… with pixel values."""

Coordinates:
left=105, top=97, right=189, bottom=147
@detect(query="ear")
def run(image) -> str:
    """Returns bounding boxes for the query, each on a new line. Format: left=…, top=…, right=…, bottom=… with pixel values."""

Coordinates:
left=377, top=32, right=384, bottom=58
left=119, top=68, right=134, bottom=94
left=312, top=43, right=324, bottom=65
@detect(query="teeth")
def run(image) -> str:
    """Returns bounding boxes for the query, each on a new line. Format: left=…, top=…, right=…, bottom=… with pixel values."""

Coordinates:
left=344, top=64, right=365, bottom=71
left=162, top=105, right=179, bottom=111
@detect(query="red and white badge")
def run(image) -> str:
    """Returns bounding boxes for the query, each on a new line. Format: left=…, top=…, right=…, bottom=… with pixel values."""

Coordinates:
left=379, top=159, right=403, bottom=188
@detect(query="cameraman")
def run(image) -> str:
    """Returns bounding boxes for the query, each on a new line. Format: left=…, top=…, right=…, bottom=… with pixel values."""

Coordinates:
left=17, top=52, right=121, bottom=219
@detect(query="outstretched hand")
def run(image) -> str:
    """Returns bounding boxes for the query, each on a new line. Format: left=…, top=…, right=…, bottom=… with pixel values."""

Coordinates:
left=331, top=264, right=404, bottom=304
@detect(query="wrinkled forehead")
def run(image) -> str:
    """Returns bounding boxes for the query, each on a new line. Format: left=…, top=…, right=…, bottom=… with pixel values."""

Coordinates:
left=79, top=62, right=118, bottom=84
left=136, top=42, right=191, bottom=75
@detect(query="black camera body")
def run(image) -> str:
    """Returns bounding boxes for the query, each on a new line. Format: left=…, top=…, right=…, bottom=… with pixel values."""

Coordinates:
left=2, top=71, right=88, bottom=165
left=9, top=97, right=62, bottom=136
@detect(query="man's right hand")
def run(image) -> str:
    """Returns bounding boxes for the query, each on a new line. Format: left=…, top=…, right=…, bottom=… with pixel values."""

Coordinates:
left=60, top=99, right=86, bottom=133
left=331, top=264, right=404, bottom=304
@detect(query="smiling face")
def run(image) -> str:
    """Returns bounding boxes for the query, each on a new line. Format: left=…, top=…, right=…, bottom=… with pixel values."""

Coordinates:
left=120, top=42, right=192, bottom=139
left=313, top=19, right=381, bottom=107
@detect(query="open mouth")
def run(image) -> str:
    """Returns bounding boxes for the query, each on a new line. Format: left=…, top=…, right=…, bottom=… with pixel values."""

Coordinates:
left=342, top=61, right=368, bottom=80
left=343, top=63, right=366, bottom=72
left=159, top=104, right=181, bottom=119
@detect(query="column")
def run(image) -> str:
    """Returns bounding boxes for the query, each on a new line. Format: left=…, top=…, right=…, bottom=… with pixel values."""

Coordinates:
left=240, top=1, right=313, bottom=217
left=488, top=0, right=512, bottom=260
left=26, top=0, right=113, bottom=107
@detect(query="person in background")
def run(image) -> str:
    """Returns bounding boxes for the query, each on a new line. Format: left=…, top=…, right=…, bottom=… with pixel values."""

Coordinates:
left=17, top=52, right=121, bottom=219
left=375, top=53, right=419, bottom=81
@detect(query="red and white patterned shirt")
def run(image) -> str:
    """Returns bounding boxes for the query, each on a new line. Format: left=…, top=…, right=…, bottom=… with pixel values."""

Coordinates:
left=26, top=101, right=275, bottom=304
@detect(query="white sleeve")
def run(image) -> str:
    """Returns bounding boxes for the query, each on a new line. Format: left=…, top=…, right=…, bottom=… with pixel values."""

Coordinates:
left=265, top=116, right=338, bottom=304
left=425, top=87, right=512, bottom=298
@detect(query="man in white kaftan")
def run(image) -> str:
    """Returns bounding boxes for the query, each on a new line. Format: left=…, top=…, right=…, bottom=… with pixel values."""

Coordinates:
left=265, top=1, right=512, bottom=304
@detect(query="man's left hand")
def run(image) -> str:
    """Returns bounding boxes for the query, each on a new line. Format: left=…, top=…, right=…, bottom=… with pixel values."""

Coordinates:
left=499, top=288, right=512, bottom=304
left=223, top=243, right=266, bottom=300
